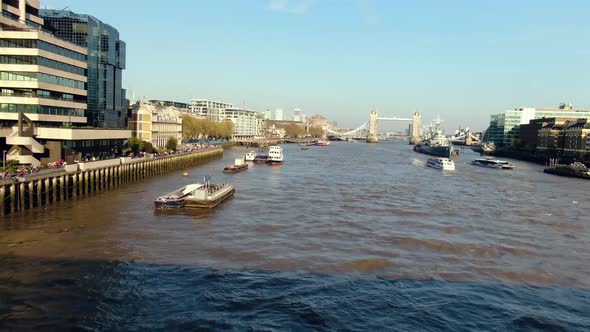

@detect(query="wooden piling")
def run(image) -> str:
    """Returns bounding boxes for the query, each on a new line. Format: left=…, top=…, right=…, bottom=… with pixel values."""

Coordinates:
left=9, top=184, right=16, bottom=214
left=51, top=177, right=57, bottom=204
left=0, top=185, right=5, bottom=216
left=36, top=180, right=42, bottom=206
left=59, top=176, right=65, bottom=201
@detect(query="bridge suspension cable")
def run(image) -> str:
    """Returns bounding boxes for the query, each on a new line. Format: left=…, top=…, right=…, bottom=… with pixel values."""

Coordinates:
left=325, top=122, right=368, bottom=136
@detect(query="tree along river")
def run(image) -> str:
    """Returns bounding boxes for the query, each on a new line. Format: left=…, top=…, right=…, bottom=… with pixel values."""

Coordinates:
left=0, top=141, right=589, bottom=331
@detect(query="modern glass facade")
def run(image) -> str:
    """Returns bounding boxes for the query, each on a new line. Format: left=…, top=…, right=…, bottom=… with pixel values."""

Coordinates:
left=41, top=9, right=127, bottom=129
left=488, top=107, right=590, bottom=147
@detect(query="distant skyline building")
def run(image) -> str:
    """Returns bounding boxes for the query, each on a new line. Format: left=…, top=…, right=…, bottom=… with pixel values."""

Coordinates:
left=274, top=108, right=283, bottom=121
left=190, top=99, right=233, bottom=122
left=223, top=108, right=265, bottom=138
left=264, top=109, right=271, bottom=120
left=41, top=9, right=128, bottom=129
left=149, top=99, right=189, bottom=110
left=292, top=109, right=301, bottom=122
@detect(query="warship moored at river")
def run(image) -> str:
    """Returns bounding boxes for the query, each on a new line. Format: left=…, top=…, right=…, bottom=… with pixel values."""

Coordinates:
left=413, top=119, right=455, bottom=158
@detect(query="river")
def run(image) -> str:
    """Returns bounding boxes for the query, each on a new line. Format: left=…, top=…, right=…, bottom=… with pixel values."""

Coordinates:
left=1, top=141, right=589, bottom=330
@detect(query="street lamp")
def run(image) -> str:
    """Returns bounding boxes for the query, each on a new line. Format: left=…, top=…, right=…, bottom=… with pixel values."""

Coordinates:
left=2, top=150, right=6, bottom=170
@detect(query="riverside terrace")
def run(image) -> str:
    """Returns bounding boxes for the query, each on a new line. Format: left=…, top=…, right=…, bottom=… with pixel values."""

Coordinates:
left=0, top=147, right=223, bottom=216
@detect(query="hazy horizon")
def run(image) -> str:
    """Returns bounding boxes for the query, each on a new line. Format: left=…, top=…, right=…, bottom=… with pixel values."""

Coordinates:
left=43, top=0, right=590, bottom=131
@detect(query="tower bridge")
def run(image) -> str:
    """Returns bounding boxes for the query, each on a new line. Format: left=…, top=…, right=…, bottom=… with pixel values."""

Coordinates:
left=326, top=110, right=421, bottom=144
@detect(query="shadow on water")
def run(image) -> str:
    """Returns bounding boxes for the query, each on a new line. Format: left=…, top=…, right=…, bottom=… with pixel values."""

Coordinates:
left=0, top=254, right=588, bottom=331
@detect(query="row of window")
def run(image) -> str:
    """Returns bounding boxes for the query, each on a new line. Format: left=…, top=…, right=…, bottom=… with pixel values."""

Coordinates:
left=0, top=103, right=84, bottom=117
left=38, top=40, right=86, bottom=62
left=0, top=55, right=86, bottom=76
left=0, top=39, right=86, bottom=62
left=1, top=88, right=85, bottom=103
left=39, top=73, right=85, bottom=90
left=0, top=71, right=85, bottom=90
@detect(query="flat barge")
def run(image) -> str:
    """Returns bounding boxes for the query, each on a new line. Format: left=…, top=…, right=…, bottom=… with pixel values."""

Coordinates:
left=544, top=162, right=590, bottom=180
left=154, top=181, right=235, bottom=209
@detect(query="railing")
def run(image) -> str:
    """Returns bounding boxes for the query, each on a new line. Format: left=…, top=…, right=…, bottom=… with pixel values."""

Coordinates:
left=0, top=91, right=84, bottom=104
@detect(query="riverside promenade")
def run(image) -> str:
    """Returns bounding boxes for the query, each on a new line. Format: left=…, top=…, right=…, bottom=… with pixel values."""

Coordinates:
left=0, top=147, right=223, bottom=216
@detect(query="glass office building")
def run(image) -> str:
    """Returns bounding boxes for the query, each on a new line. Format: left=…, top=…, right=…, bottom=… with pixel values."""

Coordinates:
left=40, top=9, right=127, bottom=129
left=487, top=105, right=590, bottom=146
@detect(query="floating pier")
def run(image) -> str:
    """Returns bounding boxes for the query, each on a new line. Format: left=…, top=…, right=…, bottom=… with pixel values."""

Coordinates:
left=0, top=148, right=223, bottom=217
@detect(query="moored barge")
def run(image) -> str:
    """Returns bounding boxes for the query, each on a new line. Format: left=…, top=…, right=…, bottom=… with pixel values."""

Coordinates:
left=154, top=180, right=235, bottom=209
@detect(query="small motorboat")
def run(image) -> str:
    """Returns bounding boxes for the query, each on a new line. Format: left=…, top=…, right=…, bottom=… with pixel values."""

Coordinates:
left=314, top=140, right=330, bottom=146
left=301, top=146, right=309, bottom=150
left=245, top=151, right=256, bottom=161
left=254, top=155, right=268, bottom=163
left=154, top=194, right=187, bottom=209
left=471, top=158, right=514, bottom=169
left=426, top=157, right=455, bottom=171
left=223, top=158, right=248, bottom=173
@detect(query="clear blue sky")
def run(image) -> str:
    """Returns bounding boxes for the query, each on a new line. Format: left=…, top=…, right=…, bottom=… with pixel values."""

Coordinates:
left=43, top=0, right=590, bottom=130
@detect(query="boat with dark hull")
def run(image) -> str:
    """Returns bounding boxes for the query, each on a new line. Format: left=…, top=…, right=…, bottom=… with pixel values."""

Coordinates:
left=223, top=158, right=248, bottom=173
left=414, top=143, right=453, bottom=158
left=254, top=155, right=268, bottom=163
left=471, top=158, right=514, bottom=170
left=413, top=119, right=455, bottom=158
left=544, top=161, right=590, bottom=179
left=154, top=194, right=187, bottom=209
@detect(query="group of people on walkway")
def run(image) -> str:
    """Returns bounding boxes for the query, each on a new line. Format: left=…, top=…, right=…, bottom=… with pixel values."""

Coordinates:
left=0, top=166, right=41, bottom=181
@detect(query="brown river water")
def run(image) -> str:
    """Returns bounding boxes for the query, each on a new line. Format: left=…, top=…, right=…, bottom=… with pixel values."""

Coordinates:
left=0, top=141, right=589, bottom=330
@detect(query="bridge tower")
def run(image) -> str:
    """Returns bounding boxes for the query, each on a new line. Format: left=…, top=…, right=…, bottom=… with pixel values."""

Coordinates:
left=367, top=110, right=379, bottom=143
left=409, top=112, right=421, bottom=145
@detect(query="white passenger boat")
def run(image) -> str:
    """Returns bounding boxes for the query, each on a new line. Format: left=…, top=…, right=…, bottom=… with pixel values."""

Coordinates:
left=245, top=151, right=256, bottom=161
left=426, top=157, right=455, bottom=171
left=266, top=146, right=284, bottom=165
left=471, top=158, right=514, bottom=170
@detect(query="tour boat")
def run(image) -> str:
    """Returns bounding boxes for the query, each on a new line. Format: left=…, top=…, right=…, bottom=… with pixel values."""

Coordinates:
left=266, top=145, right=284, bottom=165
left=471, top=158, right=514, bottom=170
left=154, top=179, right=235, bottom=209
left=314, top=140, right=330, bottom=146
left=245, top=151, right=256, bottom=161
left=426, top=157, right=455, bottom=171
left=223, top=158, right=249, bottom=173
